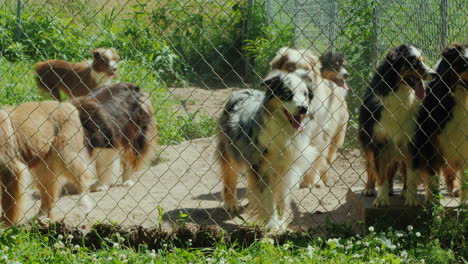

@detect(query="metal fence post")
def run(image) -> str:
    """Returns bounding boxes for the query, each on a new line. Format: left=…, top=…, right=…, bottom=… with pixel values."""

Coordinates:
left=293, top=0, right=300, bottom=47
left=14, top=0, right=22, bottom=41
left=266, top=0, right=272, bottom=25
left=371, top=1, right=380, bottom=67
left=440, top=0, right=448, bottom=50
left=329, top=0, right=337, bottom=53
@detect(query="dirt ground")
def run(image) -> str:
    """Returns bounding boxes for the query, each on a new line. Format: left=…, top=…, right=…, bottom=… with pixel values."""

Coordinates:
left=19, top=86, right=459, bottom=232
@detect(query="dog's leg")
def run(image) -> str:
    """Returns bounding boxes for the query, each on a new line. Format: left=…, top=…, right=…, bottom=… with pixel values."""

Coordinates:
left=422, top=169, right=440, bottom=205
left=373, top=156, right=390, bottom=207
left=35, top=162, right=58, bottom=221
left=322, top=123, right=347, bottom=186
left=220, top=153, right=242, bottom=214
left=300, top=152, right=323, bottom=189
left=405, top=169, right=421, bottom=207
left=90, top=148, right=121, bottom=192
left=0, top=161, right=27, bottom=226
left=121, top=157, right=135, bottom=187
left=442, top=165, right=460, bottom=197
left=362, top=150, right=377, bottom=196
left=399, top=162, right=408, bottom=198
left=62, top=150, right=93, bottom=213
left=387, top=162, right=399, bottom=196
left=50, top=86, right=62, bottom=101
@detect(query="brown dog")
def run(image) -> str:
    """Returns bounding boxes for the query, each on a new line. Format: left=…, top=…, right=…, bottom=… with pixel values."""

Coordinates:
left=35, top=48, right=120, bottom=101
left=71, top=82, right=158, bottom=192
left=0, top=101, right=93, bottom=226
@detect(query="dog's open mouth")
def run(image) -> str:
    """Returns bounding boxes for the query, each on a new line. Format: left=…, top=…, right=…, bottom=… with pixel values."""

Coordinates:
left=332, top=76, right=349, bottom=90
left=282, top=108, right=305, bottom=132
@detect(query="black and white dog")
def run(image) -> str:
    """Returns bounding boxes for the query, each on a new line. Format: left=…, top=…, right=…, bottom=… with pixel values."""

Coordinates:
left=408, top=43, right=467, bottom=206
left=217, top=70, right=316, bottom=230
left=359, top=44, right=435, bottom=207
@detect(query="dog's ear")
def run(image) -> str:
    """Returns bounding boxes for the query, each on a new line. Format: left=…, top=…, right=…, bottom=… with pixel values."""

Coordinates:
left=386, top=49, right=401, bottom=62
left=264, top=75, right=284, bottom=92
left=92, top=48, right=103, bottom=60
left=442, top=44, right=463, bottom=63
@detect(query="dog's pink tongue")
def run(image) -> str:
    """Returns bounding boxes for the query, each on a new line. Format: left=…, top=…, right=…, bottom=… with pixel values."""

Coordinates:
left=415, top=81, right=426, bottom=100
left=292, top=114, right=305, bottom=132
left=336, top=79, right=349, bottom=90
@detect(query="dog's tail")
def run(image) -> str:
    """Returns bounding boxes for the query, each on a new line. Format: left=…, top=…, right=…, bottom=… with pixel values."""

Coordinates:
left=0, top=109, right=27, bottom=226
left=122, top=92, right=159, bottom=171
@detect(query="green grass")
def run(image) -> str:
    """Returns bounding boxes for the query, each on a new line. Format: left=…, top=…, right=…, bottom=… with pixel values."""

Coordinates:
left=0, top=58, right=217, bottom=145
left=0, top=225, right=462, bottom=264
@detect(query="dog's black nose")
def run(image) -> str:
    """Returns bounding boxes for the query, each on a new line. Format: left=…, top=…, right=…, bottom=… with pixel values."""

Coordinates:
left=298, top=106, right=308, bottom=114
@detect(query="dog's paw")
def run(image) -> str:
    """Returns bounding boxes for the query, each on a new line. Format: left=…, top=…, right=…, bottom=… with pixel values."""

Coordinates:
left=362, top=188, right=376, bottom=197
left=449, top=189, right=460, bottom=198
left=265, top=220, right=282, bottom=233
left=373, top=195, right=390, bottom=207
left=299, top=180, right=312, bottom=189
left=121, top=180, right=135, bottom=188
left=404, top=194, right=421, bottom=207
left=31, top=190, right=41, bottom=200
left=90, top=182, right=109, bottom=192
left=223, top=201, right=240, bottom=215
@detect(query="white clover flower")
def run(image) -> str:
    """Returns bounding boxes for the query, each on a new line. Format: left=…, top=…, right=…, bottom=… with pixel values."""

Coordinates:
left=389, top=244, right=396, bottom=250
left=67, top=234, right=74, bottom=240
left=3, top=246, right=9, bottom=251
left=113, top=242, right=119, bottom=248
left=1, top=255, right=8, bottom=261
left=283, top=243, right=291, bottom=250
left=368, top=226, right=375, bottom=232
left=420, top=259, right=425, bottom=264
left=92, top=258, right=98, bottom=262
left=57, top=234, right=64, bottom=240
left=261, top=237, right=274, bottom=245
left=374, top=246, right=380, bottom=252
left=415, top=232, right=421, bottom=237
left=369, top=261, right=375, bottom=264
left=356, top=240, right=362, bottom=245
left=401, top=250, right=408, bottom=258
left=345, top=245, right=353, bottom=250
left=60, top=251, right=67, bottom=255
left=74, top=245, right=80, bottom=249
left=363, top=242, right=369, bottom=247
left=162, top=243, right=168, bottom=248
left=107, top=257, right=113, bottom=261
left=396, top=232, right=404, bottom=238
left=388, top=226, right=393, bottom=232
left=54, top=241, right=65, bottom=249
left=149, top=252, right=157, bottom=258
left=407, top=225, right=413, bottom=232
left=119, top=254, right=127, bottom=260
left=352, top=254, right=360, bottom=258
left=306, top=245, right=315, bottom=257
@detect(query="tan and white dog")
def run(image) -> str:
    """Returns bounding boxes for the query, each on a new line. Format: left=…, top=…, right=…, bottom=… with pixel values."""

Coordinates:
left=35, top=48, right=120, bottom=101
left=0, top=101, right=92, bottom=226
left=270, top=47, right=350, bottom=188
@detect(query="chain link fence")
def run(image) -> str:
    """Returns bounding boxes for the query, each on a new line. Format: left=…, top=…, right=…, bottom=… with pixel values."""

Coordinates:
left=0, top=0, right=466, bottom=233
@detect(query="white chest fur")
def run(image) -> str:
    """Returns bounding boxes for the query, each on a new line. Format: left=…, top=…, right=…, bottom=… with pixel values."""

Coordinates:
left=374, top=84, right=419, bottom=148
left=439, top=88, right=468, bottom=162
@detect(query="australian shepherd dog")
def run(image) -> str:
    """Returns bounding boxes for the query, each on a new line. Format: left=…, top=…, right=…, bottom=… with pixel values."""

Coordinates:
left=270, top=47, right=350, bottom=188
left=359, top=44, right=435, bottom=207
left=71, top=82, right=158, bottom=192
left=217, top=70, right=316, bottom=230
left=35, top=48, right=120, bottom=101
left=408, top=44, right=467, bottom=206
left=0, top=101, right=93, bottom=226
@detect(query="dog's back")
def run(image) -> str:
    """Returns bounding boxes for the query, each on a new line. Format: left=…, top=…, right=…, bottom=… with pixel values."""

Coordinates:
left=72, top=82, right=157, bottom=168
